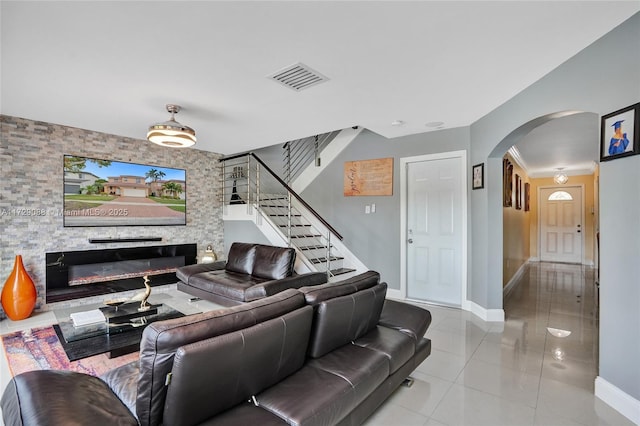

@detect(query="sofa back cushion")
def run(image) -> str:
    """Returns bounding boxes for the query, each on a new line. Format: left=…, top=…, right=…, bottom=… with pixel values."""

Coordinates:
left=163, top=306, right=312, bottom=426
left=225, top=242, right=257, bottom=275
left=307, top=282, right=387, bottom=358
left=299, top=270, right=380, bottom=305
left=251, top=244, right=296, bottom=280
left=135, top=289, right=305, bottom=426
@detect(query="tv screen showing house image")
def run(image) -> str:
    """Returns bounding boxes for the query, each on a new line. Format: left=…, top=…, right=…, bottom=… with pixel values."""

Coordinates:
left=63, top=155, right=186, bottom=227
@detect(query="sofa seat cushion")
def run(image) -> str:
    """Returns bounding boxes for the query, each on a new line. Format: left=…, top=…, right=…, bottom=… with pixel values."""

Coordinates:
left=101, top=361, right=140, bottom=418
left=176, top=261, right=225, bottom=284
left=354, top=326, right=416, bottom=374
left=1, top=370, right=137, bottom=426
left=189, top=270, right=269, bottom=302
left=198, top=402, right=288, bottom=426
left=256, top=366, right=356, bottom=426
left=307, top=344, right=389, bottom=409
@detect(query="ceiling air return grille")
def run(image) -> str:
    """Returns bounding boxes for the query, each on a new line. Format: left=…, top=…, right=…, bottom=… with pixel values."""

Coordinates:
left=268, top=63, right=329, bottom=92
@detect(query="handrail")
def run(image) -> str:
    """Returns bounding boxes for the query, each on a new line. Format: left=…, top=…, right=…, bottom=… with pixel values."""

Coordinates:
left=222, top=151, right=252, bottom=162
left=221, top=152, right=343, bottom=240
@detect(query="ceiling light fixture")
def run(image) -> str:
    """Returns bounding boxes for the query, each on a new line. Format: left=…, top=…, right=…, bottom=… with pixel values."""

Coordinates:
left=554, top=168, right=568, bottom=185
left=391, top=120, right=405, bottom=126
left=425, top=121, right=444, bottom=128
left=147, top=104, right=196, bottom=148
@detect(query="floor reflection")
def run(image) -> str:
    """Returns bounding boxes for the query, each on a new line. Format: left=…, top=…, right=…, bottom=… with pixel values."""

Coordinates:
left=364, top=262, right=633, bottom=426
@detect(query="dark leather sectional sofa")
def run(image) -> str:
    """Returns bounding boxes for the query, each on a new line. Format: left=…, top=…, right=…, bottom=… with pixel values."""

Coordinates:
left=1, top=271, right=432, bottom=426
left=177, top=242, right=328, bottom=306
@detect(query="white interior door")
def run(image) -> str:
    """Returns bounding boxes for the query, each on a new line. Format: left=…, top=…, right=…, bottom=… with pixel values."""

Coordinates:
left=406, top=156, right=463, bottom=306
left=540, top=186, right=583, bottom=263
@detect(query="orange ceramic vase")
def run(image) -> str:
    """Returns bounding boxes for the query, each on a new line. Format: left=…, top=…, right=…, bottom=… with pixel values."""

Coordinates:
left=1, top=255, right=37, bottom=321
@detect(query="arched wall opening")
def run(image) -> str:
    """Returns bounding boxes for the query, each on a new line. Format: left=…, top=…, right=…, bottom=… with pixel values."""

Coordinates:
left=485, top=110, right=592, bottom=312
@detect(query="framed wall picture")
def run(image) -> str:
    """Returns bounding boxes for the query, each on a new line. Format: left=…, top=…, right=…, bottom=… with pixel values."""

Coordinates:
left=343, top=157, right=393, bottom=196
left=515, top=174, right=522, bottom=210
left=524, top=182, right=530, bottom=212
left=600, top=102, right=640, bottom=162
left=503, top=158, right=513, bottom=207
left=472, top=163, right=484, bottom=190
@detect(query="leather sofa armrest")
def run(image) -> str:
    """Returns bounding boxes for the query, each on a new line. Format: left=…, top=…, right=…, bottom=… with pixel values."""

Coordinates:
left=1, top=370, right=137, bottom=426
left=379, top=299, right=432, bottom=342
left=246, top=272, right=327, bottom=300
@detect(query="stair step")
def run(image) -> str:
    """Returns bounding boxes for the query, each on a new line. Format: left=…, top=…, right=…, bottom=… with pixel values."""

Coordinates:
left=309, top=256, right=344, bottom=264
left=330, top=268, right=356, bottom=276
left=290, top=234, right=322, bottom=239
left=298, top=245, right=331, bottom=251
left=278, top=224, right=311, bottom=228
left=269, top=214, right=302, bottom=217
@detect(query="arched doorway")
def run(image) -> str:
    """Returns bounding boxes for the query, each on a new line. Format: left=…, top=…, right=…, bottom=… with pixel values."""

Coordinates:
left=485, top=110, right=599, bottom=313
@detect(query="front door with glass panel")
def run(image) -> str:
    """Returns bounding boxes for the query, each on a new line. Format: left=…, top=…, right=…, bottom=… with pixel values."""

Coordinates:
left=539, top=186, right=583, bottom=263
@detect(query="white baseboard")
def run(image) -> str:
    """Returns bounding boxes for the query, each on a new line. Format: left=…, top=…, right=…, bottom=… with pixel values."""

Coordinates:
left=465, top=300, right=505, bottom=322
left=386, top=289, right=402, bottom=300
left=387, top=293, right=504, bottom=323
left=595, top=376, right=640, bottom=425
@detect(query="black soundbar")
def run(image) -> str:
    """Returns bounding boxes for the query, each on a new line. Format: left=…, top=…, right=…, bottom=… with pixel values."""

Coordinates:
left=88, top=237, right=163, bottom=243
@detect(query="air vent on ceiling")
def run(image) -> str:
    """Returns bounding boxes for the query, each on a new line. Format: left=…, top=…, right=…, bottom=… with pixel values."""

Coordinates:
left=268, top=62, right=329, bottom=92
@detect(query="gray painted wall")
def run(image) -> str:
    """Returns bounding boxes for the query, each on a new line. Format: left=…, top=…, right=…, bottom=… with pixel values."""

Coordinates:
left=223, top=220, right=271, bottom=255
left=599, top=157, right=640, bottom=401
left=470, top=12, right=640, bottom=400
left=300, top=127, right=470, bottom=289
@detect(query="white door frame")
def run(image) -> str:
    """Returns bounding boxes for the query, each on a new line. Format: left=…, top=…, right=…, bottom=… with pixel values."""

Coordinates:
left=537, top=184, right=586, bottom=265
left=397, top=150, right=468, bottom=309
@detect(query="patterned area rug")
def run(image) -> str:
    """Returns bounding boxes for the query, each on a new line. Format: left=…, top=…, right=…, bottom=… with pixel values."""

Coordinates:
left=1, top=325, right=138, bottom=377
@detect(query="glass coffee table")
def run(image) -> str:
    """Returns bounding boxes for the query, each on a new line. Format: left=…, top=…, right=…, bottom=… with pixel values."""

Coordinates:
left=54, top=295, right=194, bottom=361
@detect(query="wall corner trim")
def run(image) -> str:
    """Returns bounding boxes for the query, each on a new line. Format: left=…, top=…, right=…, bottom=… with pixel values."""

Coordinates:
left=465, top=300, right=505, bottom=322
left=595, top=376, right=640, bottom=424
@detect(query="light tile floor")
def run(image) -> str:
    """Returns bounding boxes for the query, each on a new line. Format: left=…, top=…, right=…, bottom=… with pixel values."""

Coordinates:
left=0, top=263, right=633, bottom=425
left=364, top=262, right=633, bottom=426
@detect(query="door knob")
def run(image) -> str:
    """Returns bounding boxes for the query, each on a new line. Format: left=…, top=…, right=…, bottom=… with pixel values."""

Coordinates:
left=408, top=238, right=414, bottom=244
left=577, top=230, right=581, bottom=233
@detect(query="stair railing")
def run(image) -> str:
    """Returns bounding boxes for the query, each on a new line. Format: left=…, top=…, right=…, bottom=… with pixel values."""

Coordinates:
left=221, top=152, right=343, bottom=278
left=283, top=130, right=340, bottom=185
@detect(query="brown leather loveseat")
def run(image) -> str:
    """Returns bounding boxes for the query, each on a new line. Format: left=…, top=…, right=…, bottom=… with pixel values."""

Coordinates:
left=176, top=242, right=328, bottom=306
left=1, top=271, right=432, bottom=426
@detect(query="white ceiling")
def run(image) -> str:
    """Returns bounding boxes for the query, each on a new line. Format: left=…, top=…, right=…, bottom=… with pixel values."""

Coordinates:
left=514, top=112, right=600, bottom=178
left=2, top=1, right=639, bottom=174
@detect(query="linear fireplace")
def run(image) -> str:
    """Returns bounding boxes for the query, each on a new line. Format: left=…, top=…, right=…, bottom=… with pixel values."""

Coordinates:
left=46, top=244, right=197, bottom=303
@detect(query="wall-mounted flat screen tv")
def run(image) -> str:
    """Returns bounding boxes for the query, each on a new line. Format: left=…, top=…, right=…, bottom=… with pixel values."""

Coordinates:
left=63, top=155, right=186, bottom=227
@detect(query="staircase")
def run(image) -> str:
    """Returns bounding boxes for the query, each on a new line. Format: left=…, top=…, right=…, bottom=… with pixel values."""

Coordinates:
left=221, top=152, right=356, bottom=279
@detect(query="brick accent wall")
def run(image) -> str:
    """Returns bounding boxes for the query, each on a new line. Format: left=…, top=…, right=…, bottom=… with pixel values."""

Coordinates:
left=0, top=115, right=223, bottom=316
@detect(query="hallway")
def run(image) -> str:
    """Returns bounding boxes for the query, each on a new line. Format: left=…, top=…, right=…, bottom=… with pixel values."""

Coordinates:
left=364, top=262, right=633, bottom=425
